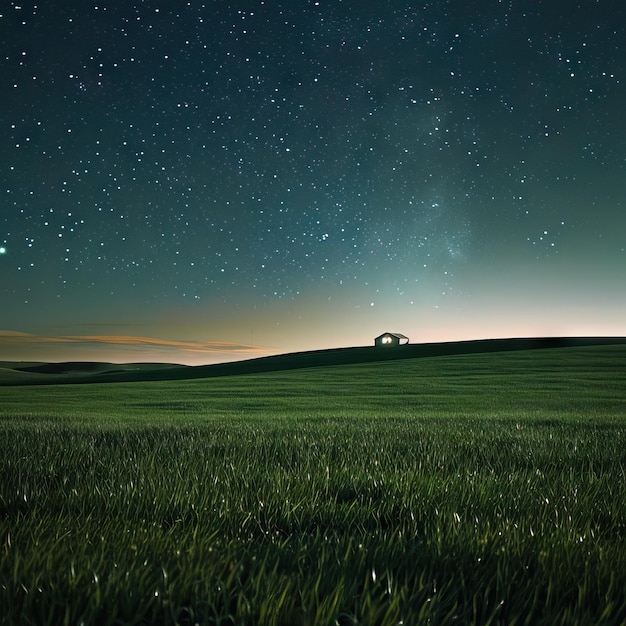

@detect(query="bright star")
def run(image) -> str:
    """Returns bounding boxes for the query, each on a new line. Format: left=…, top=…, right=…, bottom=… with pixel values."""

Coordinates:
left=0, top=247, right=6, bottom=254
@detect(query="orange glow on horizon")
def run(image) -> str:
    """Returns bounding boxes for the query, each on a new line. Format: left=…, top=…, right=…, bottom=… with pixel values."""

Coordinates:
left=0, top=330, right=271, bottom=365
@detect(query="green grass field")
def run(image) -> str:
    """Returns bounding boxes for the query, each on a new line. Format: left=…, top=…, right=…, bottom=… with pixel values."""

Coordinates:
left=1, top=345, right=626, bottom=625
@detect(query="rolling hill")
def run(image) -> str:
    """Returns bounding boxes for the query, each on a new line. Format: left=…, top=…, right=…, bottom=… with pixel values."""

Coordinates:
left=1, top=336, right=625, bottom=386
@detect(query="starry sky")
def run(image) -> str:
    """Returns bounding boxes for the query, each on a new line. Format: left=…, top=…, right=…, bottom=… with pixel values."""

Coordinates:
left=1, top=1, right=625, bottom=365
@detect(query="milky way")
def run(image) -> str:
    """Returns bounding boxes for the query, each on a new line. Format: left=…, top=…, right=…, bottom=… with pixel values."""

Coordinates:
left=1, top=2, right=625, bottom=363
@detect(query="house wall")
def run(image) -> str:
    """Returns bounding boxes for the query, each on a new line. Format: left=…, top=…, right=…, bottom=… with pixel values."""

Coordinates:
left=375, top=335, right=399, bottom=347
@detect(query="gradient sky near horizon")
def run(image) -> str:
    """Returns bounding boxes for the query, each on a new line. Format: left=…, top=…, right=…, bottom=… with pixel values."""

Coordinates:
left=1, top=1, right=625, bottom=365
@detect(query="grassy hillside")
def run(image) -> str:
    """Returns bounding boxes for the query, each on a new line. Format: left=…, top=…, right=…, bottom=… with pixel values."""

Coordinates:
left=1, top=344, right=626, bottom=625
left=2, top=336, right=625, bottom=385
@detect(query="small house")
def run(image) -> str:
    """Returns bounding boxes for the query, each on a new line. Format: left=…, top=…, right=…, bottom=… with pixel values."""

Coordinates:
left=374, top=332, right=409, bottom=347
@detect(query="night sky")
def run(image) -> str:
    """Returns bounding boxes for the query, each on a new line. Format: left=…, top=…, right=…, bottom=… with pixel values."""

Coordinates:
left=1, top=1, right=625, bottom=364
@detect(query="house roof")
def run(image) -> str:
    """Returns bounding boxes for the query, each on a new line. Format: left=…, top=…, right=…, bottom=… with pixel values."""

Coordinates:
left=375, top=332, right=409, bottom=340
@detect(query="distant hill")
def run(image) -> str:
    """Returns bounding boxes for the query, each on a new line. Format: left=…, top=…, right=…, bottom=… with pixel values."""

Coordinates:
left=1, top=336, right=625, bottom=386
left=14, top=361, right=189, bottom=376
left=1, top=361, right=189, bottom=385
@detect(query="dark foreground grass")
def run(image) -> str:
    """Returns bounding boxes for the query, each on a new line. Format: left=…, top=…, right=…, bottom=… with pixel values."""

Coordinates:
left=1, top=346, right=626, bottom=625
